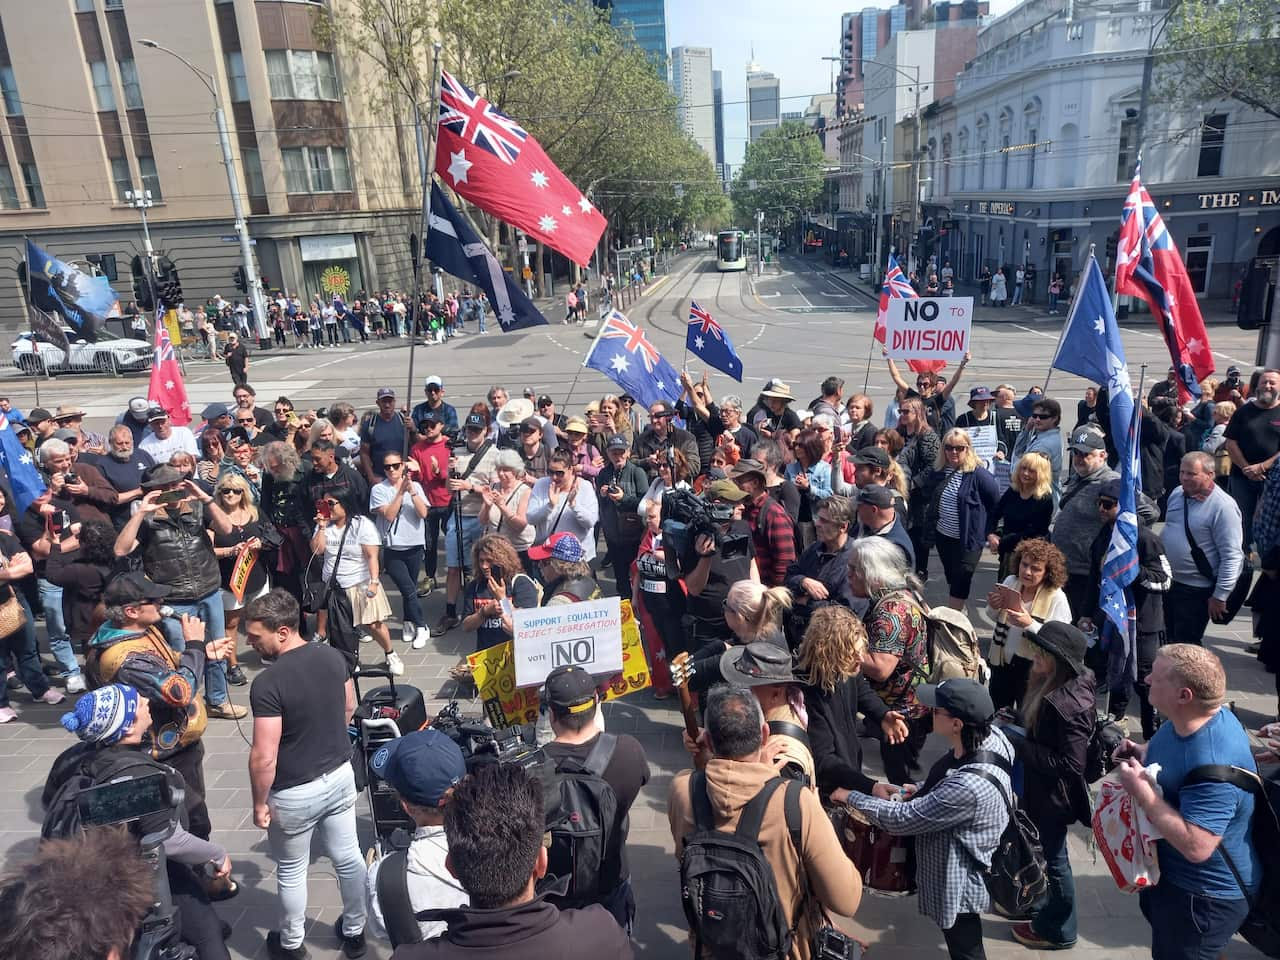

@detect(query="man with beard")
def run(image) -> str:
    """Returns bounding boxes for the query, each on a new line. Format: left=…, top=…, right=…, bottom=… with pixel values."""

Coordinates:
left=88, top=425, right=154, bottom=526
left=1224, top=368, right=1280, bottom=553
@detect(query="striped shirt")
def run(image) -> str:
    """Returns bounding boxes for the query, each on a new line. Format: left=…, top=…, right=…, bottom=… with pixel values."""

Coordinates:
left=936, top=469, right=963, bottom=539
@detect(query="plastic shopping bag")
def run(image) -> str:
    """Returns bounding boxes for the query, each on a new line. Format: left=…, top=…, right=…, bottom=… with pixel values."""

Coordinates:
left=1092, top=766, right=1162, bottom=893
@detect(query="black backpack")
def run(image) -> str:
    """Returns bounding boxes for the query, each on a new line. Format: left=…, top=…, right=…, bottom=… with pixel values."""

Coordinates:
left=1184, top=763, right=1280, bottom=957
left=41, top=746, right=161, bottom=840
left=679, top=773, right=804, bottom=960
left=959, top=750, right=1048, bottom=916
left=545, top=733, right=624, bottom=908
left=1084, top=717, right=1128, bottom=783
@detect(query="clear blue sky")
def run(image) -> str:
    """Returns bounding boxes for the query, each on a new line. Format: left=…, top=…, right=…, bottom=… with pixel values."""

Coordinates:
left=668, top=0, right=1015, bottom=168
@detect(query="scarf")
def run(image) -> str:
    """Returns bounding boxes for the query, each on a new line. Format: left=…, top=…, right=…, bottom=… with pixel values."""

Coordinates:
left=989, top=583, right=1058, bottom=666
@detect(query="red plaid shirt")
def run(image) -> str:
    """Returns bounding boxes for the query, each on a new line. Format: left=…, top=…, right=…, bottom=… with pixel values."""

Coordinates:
left=744, top=492, right=796, bottom=586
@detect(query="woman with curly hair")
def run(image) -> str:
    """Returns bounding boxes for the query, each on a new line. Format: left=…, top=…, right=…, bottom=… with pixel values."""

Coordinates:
left=985, top=537, right=1071, bottom=710
left=799, top=605, right=908, bottom=805
left=462, top=533, right=541, bottom=652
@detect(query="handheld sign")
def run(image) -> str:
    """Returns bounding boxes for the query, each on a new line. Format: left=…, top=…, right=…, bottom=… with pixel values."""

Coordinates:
left=883, top=296, right=974, bottom=362
left=512, top=596, right=624, bottom=688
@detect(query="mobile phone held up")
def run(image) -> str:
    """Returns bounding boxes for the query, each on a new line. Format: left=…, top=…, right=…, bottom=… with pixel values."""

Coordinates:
left=315, top=498, right=332, bottom=520
left=156, top=490, right=186, bottom=506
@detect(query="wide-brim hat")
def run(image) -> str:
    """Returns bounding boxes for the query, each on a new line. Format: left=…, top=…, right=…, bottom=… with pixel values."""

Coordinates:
left=760, top=379, right=794, bottom=401
left=496, top=398, right=535, bottom=427
left=1029, top=621, right=1089, bottom=676
left=720, top=641, right=799, bottom=688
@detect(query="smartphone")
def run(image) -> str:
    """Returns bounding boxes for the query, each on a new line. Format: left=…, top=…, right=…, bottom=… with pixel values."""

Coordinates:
left=47, top=510, right=68, bottom=537
left=996, top=583, right=1024, bottom=611
left=489, top=565, right=505, bottom=584
left=315, top=499, right=332, bottom=519
left=157, top=490, right=185, bottom=506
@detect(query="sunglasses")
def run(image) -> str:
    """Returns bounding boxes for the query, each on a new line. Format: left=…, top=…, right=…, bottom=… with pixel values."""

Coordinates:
left=218, top=487, right=242, bottom=495
left=1098, top=498, right=1118, bottom=508
left=235, top=417, right=255, bottom=424
left=1030, top=412, right=1053, bottom=420
left=943, top=444, right=968, bottom=452
left=538, top=400, right=553, bottom=406
left=385, top=462, right=404, bottom=470
left=550, top=469, right=568, bottom=477
left=915, top=381, right=931, bottom=388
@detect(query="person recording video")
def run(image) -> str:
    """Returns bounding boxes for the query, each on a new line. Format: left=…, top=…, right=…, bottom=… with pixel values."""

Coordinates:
left=44, top=684, right=234, bottom=960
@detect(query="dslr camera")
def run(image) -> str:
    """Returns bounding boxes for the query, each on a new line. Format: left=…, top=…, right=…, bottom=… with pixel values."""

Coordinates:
left=661, top=488, right=749, bottom=568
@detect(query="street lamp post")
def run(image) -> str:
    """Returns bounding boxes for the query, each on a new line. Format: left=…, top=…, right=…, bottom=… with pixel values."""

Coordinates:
left=138, top=39, right=270, bottom=347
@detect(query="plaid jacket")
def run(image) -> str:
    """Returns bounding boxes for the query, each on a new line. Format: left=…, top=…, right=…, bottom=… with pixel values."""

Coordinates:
left=744, top=493, right=796, bottom=586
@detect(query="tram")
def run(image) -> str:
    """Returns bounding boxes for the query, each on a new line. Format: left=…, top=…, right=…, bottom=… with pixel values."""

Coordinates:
left=715, top=229, right=747, bottom=272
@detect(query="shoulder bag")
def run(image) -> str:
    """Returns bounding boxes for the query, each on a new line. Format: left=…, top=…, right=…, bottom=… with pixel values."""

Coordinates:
left=1182, top=495, right=1253, bottom=624
left=302, top=520, right=351, bottom=615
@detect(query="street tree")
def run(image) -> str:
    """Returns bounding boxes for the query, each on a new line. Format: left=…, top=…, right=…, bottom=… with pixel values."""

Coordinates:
left=730, top=120, right=826, bottom=231
left=1159, top=0, right=1280, bottom=121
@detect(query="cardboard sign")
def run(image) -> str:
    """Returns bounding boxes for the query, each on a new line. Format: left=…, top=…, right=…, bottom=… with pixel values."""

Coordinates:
left=883, top=297, right=973, bottom=361
left=512, top=597, right=624, bottom=688
left=467, top=599, right=651, bottom=728
left=228, top=541, right=258, bottom=603
left=966, top=424, right=998, bottom=471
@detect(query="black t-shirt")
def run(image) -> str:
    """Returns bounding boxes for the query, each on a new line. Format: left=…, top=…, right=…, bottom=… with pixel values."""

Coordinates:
left=678, top=518, right=754, bottom=631
left=906, top=389, right=956, bottom=435
left=16, top=501, right=77, bottom=577
left=464, top=574, right=541, bottom=651
left=1225, top=402, right=1280, bottom=474
left=753, top=406, right=801, bottom=437
left=249, top=642, right=352, bottom=791
left=213, top=520, right=271, bottom=595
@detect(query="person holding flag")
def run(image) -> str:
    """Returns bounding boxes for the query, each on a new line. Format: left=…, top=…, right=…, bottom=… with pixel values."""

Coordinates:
left=148, top=309, right=191, bottom=427
left=874, top=254, right=946, bottom=377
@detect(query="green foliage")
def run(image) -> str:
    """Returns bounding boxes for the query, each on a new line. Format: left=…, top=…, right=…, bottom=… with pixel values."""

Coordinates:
left=1159, top=0, right=1280, bottom=121
left=730, top=121, right=826, bottom=228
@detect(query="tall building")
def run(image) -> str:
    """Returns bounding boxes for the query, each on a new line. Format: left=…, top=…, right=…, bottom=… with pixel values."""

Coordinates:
left=712, top=69, right=726, bottom=174
left=599, top=0, right=669, bottom=72
left=0, top=0, right=423, bottom=329
left=747, top=63, right=781, bottom=143
left=671, top=46, right=715, bottom=165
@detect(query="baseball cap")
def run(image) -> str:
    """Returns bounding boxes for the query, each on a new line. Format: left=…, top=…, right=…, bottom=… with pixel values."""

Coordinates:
left=463, top=412, right=487, bottom=430
left=424, top=375, right=443, bottom=390
left=606, top=433, right=630, bottom=451
left=916, top=678, right=995, bottom=724
left=376, top=387, right=396, bottom=401
left=1227, top=365, right=1242, bottom=376
left=856, top=484, right=894, bottom=509
left=200, top=402, right=229, bottom=421
left=527, top=531, right=586, bottom=562
left=27, top=407, right=53, bottom=423
left=544, top=665, right=598, bottom=714
left=103, top=572, right=171, bottom=606
left=729, top=458, right=766, bottom=480
left=369, top=729, right=467, bottom=808
left=1068, top=426, right=1105, bottom=452
left=127, top=398, right=150, bottom=418
left=704, top=478, right=748, bottom=502
left=1098, top=478, right=1122, bottom=501
left=851, top=447, right=890, bottom=469
left=52, top=428, right=79, bottom=443
left=147, top=405, right=168, bottom=422
left=537, top=394, right=554, bottom=406
left=522, top=417, right=543, bottom=434
left=418, top=409, right=443, bottom=426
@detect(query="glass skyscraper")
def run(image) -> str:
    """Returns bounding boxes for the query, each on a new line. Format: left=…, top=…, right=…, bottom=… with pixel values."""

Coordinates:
left=596, top=0, right=669, bottom=70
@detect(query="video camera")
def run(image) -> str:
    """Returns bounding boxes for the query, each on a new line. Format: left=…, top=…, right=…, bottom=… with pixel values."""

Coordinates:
left=661, top=487, right=750, bottom=568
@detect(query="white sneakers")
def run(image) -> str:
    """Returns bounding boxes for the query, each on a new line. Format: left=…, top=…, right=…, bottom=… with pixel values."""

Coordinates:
left=65, top=674, right=86, bottom=694
left=0, top=707, right=15, bottom=723
left=359, top=633, right=373, bottom=644
left=38, top=689, right=65, bottom=705
left=402, top=621, right=416, bottom=642
left=386, top=652, right=405, bottom=676
left=413, top=627, right=430, bottom=650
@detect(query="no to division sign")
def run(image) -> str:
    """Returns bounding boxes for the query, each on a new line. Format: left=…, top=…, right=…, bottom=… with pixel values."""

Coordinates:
left=883, top=296, right=974, bottom=361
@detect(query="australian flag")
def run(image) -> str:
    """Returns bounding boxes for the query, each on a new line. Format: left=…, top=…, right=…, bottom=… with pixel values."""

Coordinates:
left=585, top=310, right=680, bottom=409
left=686, top=301, right=742, bottom=381
left=0, top=412, right=45, bottom=513
left=1116, top=161, right=1214, bottom=402
left=425, top=182, right=546, bottom=332
left=1052, top=257, right=1141, bottom=648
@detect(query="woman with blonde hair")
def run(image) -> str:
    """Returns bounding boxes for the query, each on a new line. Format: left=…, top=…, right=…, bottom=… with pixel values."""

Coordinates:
left=925, top=428, right=999, bottom=609
left=986, top=450, right=1055, bottom=580
left=589, top=393, right=632, bottom=454
left=985, top=536, right=1071, bottom=710
left=685, top=580, right=792, bottom=695
left=208, top=472, right=272, bottom=685
left=800, top=605, right=909, bottom=804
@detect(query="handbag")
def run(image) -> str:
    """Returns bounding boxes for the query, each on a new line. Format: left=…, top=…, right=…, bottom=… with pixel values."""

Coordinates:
left=302, top=521, right=351, bottom=615
left=1182, top=496, right=1253, bottom=624
left=0, top=590, right=27, bottom=640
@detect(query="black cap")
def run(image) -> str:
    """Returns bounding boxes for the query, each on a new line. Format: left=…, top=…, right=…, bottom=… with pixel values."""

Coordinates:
left=464, top=412, right=487, bottom=430
left=103, top=572, right=171, bottom=606
left=606, top=433, right=629, bottom=451
left=851, top=447, right=890, bottom=469
left=1068, top=426, right=1105, bottom=452
left=27, top=407, right=53, bottom=423
left=1098, top=478, right=1122, bottom=501
left=856, top=484, right=894, bottom=509
left=418, top=409, right=443, bottom=426
left=916, top=678, right=995, bottom=724
left=521, top=417, right=542, bottom=433
left=545, top=665, right=598, bottom=714
left=147, top=404, right=168, bottom=422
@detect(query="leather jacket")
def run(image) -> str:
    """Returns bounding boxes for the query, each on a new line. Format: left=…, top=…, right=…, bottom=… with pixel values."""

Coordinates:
left=1016, top=671, right=1096, bottom=828
left=139, top=503, right=221, bottom=602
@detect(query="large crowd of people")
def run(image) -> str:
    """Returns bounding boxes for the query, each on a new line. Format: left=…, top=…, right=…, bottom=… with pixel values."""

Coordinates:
left=0, top=358, right=1276, bottom=960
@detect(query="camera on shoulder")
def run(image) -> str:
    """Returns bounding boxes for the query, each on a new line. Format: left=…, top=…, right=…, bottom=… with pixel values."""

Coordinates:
left=661, top=488, right=749, bottom=572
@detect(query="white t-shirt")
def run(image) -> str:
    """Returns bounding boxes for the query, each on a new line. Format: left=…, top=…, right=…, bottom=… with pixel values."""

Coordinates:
left=370, top=479, right=426, bottom=549
left=322, top=515, right=380, bottom=587
left=139, top=426, right=198, bottom=463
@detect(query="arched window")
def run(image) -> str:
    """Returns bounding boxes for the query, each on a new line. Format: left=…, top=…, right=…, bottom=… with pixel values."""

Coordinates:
left=1024, top=98, right=1042, bottom=189
left=975, top=114, right=989, bottom=189
left=999, top=108, right=1014, bottom=189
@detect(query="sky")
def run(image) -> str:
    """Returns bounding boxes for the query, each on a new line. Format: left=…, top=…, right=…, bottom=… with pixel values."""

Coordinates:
left=667, top=0, right=1017, bottom=169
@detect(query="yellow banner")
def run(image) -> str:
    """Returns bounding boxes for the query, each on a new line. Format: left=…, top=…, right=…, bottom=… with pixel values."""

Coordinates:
left=467, top=598, right=652, bottom=728
left=164, top=309, right=183, bottom=348
left=228, top=541, right=257, bottom=603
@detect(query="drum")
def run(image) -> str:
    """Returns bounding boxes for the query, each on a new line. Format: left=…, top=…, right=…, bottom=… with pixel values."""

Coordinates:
left=829, top=804, right=917, bottom=896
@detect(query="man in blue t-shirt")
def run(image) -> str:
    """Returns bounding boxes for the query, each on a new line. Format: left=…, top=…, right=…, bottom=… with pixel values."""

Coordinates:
left=1116, top=643, right=1260, bottom=960
left=360, top=387, right=415, bottom=484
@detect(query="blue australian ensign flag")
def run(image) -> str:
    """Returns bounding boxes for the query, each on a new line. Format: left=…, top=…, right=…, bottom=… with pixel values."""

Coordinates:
left=585, top=310, right=681, bottom=409
left=686, top=300, right=743, bottom=381
left=1052, top=257, right=1141, bottom=648
left=0, top=413, right=45, bottom=513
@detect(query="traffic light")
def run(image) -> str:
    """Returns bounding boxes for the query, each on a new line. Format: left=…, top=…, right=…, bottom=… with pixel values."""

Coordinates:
left=130, top=255, right=155, bottom=312
left=155, top=257, right=183, bottom=309
left=233, top=266, right=247, bottom=293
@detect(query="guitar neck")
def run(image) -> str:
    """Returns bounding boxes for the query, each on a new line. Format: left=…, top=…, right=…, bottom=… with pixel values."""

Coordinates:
left=676, top=685, right=700, bottom=742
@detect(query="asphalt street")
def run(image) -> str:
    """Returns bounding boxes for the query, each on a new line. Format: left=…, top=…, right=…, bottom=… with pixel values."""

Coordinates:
left=0, top=250, right=1270, bottom=959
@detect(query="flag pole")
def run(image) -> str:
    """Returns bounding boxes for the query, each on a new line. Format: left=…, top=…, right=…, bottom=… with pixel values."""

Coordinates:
left=403, top=43, right=443, bottom=458
left=564, top=308, right=612, bottom=412
left=22, top=237, right=42, bottom=407
left=1043, top=244, right=1096, bottom=395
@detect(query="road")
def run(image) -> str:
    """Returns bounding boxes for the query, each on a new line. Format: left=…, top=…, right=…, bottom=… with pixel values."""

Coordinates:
left=0, top=250, right=1268, bottom=959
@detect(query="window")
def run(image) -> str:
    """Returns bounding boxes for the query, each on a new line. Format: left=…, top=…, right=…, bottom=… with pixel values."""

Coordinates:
left=978, top=140, right=987, bottom=188
left=1000, top=136, right=1010, bottom=189
left=117, top=58, right=142, bottom=109
left=0, top=164, right=18, bottom=209
left=264, top=50, right=340, bottom=101
left=75, top=0, right=94, bottom=9
left=242, top=147, right=266, bottom=196
left=110, top=157, right=131, bottom=200
left=21, top=162, right=44, bottom=207
left=316, top=52, right=339, bottom=100
left=265, top=50, right=293, bottom=99
left=225, top=51, right=249, bottom=102
left=90, top=60, right=115, bottom=110
left=281, top=145, right=351, bottom=192
left=138, top=155, right=161, bottom=200
left=1116, top=113, right=1138, bottom=182
left=0, top=66, right=20, bottom=115
left=104, top=0, right=123, bottom=7
left=1198, top=113, right=1226, bottom=178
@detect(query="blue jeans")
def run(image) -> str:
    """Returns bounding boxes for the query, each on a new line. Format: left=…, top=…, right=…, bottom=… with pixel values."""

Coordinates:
left=1031, top=817, right=1077, bottom=944
left=268, top=762, right=367, bottom=948
left=38, top=578, right=80, bottom=678
left=1139, top=879, right=1250, bottom=960
left=0, top=596, right=50, bottom=707
left=168, top=591, right=228, bottom=707
left=445, top=514, right=481, bottom=570
left=477, top=309, right=486, bottom=332
left=382, top=546, right=425, bottom=628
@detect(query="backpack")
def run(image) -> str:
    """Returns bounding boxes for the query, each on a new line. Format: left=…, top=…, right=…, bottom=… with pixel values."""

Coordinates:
left=679, top=773, right=805, bottom=960
left=544, top=733, right=624, bottom=908
left=959, top=750, right=1048, bottom=916
left=901, top=594, right=987, bottom=685
left=41, top=746, right=162, bottom=840
left=1183, top=763, right=1280, bottom=957
left=1084, top=717, right=1128, bottom=783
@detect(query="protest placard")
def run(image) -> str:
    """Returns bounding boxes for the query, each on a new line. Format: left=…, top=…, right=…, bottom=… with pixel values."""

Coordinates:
left=512, top=596, right=624, bottom=687
left=883, top=297, right=974, bottom=362
left=966, top=423, right=998, bottom=470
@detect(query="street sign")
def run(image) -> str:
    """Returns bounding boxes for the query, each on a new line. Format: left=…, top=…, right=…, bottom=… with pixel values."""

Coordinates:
left=220, top=236, right=256, bottom=244
left=517, top=236, right=528, bottom=254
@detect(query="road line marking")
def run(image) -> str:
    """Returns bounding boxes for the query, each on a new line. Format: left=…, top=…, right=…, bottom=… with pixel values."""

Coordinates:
left=792, top=284, right=813, bottom=308
left=1009, top=323, right=1058, bottom=340
left=745, top=323, right=767, bottom=346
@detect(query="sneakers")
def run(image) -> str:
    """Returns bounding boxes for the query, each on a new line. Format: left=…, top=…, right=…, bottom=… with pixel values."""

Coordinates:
left=333, top=919, right=367, bottom=959
left=359, top=632, right=373, bottom=644
left=37, top=688, right=65, bottom=705
left=402, top=621, right=417, bottom=643
left=64, top=673, right=86, bottom=694
left=413, top=626, right=430, bottom=650
left=1011, top=922, right=1076, bottom=950
left=207, top=702, right=249, bottom=720
left=265, top=932, right=309, bottom=960
left=227, top=665, right=248, bottom=686
left=417, top=575, right=437, bottom=597
left=432, top=614, right=460, bottom=637
left=1247, top=641, right=1262, bottom=655
left=386, top=651, right=405, bottom=676
left=0, top=706, right=15, bottom=723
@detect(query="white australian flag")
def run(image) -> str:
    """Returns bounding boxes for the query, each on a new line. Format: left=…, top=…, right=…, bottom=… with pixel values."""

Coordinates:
left=686, top=300, right=742, bottom=381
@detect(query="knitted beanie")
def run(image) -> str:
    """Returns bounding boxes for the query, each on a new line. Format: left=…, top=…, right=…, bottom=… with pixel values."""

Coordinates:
left=60, top=684, right=140, bottom=745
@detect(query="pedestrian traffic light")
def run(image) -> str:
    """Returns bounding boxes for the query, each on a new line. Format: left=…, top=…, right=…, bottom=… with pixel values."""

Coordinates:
left=155, top=257, right=183, bottom=309
left=233, top=266, right=247, bottom=294
left=130, top=255, right=155, bottom=312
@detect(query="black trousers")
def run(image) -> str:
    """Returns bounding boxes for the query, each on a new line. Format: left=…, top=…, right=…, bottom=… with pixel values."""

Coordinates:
left=1108, top=629, right=1164, bottom=738
left=879, top=711, right=930, bottom=785
left=1164, top=582, right=1213, bottom=646
left=169, top=862, right=231, bottom=960
left=988, top=654, right=1032, bottom=712
left=942, top=912, right=986, bottom=960
left=166, top=740, right=212, bottom=842
left=423, top=505, right=452, bottom=579
left=607, top=537, right=641, bottom=602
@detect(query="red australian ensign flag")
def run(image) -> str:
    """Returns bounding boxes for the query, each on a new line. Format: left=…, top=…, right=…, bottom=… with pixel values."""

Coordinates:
left=148, top=310, right=191, bottom=426
left=435, top=70, right=607, bottom=267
